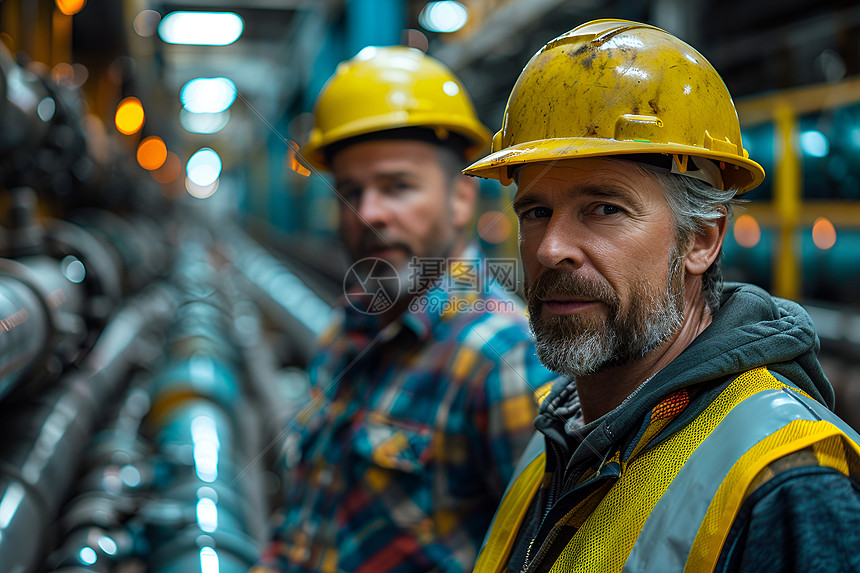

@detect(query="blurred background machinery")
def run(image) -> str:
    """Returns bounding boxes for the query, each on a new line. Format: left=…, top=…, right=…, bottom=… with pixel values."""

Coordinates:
left=0, top=25, right=332, bottom=571
left=0, top=0, right=858, bottom=571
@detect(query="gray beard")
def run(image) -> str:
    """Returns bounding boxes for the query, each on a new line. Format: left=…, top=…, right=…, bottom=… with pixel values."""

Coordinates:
left=527, top=254, right=685, bottom=377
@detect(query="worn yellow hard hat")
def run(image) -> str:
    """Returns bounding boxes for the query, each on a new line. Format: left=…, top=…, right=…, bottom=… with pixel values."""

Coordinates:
left=302, top=46, right=491, bottom=171
left=464, top=19, right=765, bottom=192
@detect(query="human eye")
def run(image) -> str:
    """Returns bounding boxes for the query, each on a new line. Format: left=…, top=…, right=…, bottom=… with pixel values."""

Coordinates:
left=337, top=184, right=362, bottom=205
left=382, top=176, right=416, bottom=195
left=593, top=204, right=624, bottom=216
left=519, top=206, right=552, bottom=221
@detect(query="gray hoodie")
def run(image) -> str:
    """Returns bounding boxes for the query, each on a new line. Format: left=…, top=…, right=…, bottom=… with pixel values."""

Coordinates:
left=507, top=283, right=858, bottom=573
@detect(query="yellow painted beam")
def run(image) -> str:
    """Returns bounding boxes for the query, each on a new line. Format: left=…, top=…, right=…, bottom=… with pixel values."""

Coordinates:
left=772, top=104, right=801, bottom=301
left=739, top=202, right=860, bottom=228
left=737, top=75, right=860, bottom=127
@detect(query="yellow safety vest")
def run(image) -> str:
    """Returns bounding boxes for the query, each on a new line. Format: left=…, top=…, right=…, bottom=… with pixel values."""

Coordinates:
left=476, top=367, right=860, bottom=573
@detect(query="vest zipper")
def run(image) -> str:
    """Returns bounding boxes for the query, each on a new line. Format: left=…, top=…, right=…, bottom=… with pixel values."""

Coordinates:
left=520, top=440, right=565, bottom=573
left=521, top=442, right=618, bottom=573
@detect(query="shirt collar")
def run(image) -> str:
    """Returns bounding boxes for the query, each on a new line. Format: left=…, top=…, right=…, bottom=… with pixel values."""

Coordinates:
left=402, top=244, right=485, bottom=342
left=341, top=244, right=486, bottom=344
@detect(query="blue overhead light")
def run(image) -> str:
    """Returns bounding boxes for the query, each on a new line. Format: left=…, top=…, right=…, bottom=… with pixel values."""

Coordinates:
left=419, top=1, right=468, bottom=33
left=79, top=547, right=97, bottom=565
left=180, top=109, right=231, bottom=135
left=848, top=127, right=860, bottom=148
left=200, top=546, right=219, bottom=573
left=196, top=497, right=218, bottom=533
left=800, top=130, right=829, bottom=158
left=37, top=97, right=56, bottom=121
left=158, top=11, right=244, bottom=46
left=187, top=148, right=222, bottom=187
left=181, top=77, right=237, bottom=114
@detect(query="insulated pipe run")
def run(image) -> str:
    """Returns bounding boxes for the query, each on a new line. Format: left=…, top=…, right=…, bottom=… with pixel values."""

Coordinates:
left=138, top=239, right=267, bottom=572
left=0, top=274, right=50, bottom=394
left=219, top=228, right=333, bottom=366
left=0, top=284, right=176, bottom=573
left=0, top=256, right=87, bottom=402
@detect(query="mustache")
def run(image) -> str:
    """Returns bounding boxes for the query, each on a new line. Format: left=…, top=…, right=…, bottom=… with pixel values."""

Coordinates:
left=356, top=231, right=411, bottom=255
left=523, top=269, right=617, bottom=308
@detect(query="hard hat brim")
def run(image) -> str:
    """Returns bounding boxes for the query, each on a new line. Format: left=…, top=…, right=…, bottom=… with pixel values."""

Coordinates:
left=303, top=112, right=491, bottom=171
left=463, top=137, right=765, bottom=193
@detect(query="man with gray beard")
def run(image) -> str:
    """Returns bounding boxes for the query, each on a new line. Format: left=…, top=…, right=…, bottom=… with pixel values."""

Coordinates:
left=464, top=19, right=860, bottom=573
left=253, top=46, right=558, bottom=573
left=525, top=238, right=685, bottom=379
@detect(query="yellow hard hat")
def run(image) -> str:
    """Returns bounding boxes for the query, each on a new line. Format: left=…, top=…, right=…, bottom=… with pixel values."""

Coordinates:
left=464, top=19, right=765, bottom=192
left=303, top=46, right=491, bottom=170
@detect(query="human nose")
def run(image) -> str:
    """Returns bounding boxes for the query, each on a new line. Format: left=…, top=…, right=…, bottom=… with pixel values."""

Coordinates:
left=535, top=215, right=586, bottom=269
left=356, top=187, right=391, bottom=227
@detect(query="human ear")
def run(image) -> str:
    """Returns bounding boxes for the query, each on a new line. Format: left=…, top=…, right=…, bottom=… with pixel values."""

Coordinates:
left=450, top=175, right=478, bottom=230
left=684, top=206, right=728, bottom=276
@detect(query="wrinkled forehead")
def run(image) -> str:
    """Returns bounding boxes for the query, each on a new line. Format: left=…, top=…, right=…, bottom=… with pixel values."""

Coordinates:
left=512, top=158, right=658, bottom=198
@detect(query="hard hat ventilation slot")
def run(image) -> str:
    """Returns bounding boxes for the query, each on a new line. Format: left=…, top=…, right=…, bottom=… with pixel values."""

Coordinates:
left=615, top=114, right=664, bottom=143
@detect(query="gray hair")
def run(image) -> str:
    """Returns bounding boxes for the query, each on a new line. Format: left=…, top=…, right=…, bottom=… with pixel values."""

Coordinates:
left=646, top=166, right=739, bottom=313
left=513, top=158, right=741, bottom=313
left=609, top=158, right=740, bottom=313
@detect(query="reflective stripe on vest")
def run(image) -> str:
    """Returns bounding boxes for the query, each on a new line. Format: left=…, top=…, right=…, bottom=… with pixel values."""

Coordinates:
left=477, top=431, right=546, bottom=572
left=624, top=386, right=821, bottom=571
left=476, top=367, right=860, bottom=573
left=549, top=367, right=860, bottom=573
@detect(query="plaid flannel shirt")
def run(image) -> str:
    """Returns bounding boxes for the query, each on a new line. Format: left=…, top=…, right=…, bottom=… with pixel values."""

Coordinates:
left=255, top=248, right=557, bottom=572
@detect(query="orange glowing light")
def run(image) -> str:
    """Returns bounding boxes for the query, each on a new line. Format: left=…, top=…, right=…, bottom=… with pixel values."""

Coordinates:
left=152, top=151, right=181, bottom=184
left=733, top=214, right=761, bottom=248
left=136, top=136, right=167, bottom=170
left=477, top=210, right=513, bottom=244
left=287, top=143, right=310, bottom=177
left=115, top=97, right=145, bottom=135
left=56, top=0, right=86, bottom=16
left=812, top=217, right=837, bottom=250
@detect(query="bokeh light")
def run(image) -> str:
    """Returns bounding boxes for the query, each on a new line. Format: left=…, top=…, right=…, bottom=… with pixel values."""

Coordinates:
left=200, top=546, right=219, bottom=573
left=402, top=29, right=429, bottom=52
left=179, top=109, right=230, bottom=135
left=56, top=0, right=86, bottom=16
left=812, top=217, right=837, bottom=250
left=800, top=130, right=829, bottom=157
left=181, top=77, right=237, bottom=113
left=186, top=178, right=219, bottom=199
left=137, top=136, right=168, bottom=171
left=78, top=546, right=97, bottom=565
left=115, top=97, right=145, bottom=135
left=98, top=536, right=118, bottom=556
left=196, top=498, right=218, bottom=533
left=159, top=12, right=244, bottom=46
left=186, top=148, right=222, bottom=187
left=133, top=10, right=161, bottom=37
left=733, top=214, right=761, bottom=248
left=419, top=1, right=468, bottom=33
left=51, top=62, right=88, bottom=88
left=37, top=97, right=56, bottom=122
left=477, top=210, right=512, bottom=244
left=152, top=151, right=182, bottom=184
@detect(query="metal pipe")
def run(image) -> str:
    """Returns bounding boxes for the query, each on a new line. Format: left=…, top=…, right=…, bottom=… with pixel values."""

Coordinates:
left=218, top=227, right=333, bottom=366
left=0, top=284, right=176, bottom=573
left=0, top=256, right=87, bottom=401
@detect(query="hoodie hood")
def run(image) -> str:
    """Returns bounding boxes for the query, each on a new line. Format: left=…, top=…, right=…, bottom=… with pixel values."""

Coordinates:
left=535, top=282, right=833, bottom=466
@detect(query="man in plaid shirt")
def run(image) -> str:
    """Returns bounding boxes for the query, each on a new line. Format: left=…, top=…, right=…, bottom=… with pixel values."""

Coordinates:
left=252, top=47, right=557, bottom=573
